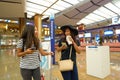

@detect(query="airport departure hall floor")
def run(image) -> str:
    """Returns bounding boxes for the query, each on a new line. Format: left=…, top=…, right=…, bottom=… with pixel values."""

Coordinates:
left=0, top=47, right=120, bottom=80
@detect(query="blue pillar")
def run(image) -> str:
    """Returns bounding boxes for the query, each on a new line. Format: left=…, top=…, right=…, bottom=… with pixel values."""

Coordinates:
left=50, top=14, right=55, bottom=64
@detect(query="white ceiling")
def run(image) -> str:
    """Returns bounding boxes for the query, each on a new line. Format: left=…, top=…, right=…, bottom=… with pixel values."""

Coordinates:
left=55, top=0, right=111, bottom=26
left=0, top=0, right=120, bottom=28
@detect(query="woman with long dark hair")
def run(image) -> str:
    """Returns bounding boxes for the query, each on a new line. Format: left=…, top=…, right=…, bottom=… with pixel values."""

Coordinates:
left=56, top=25, right=81, bottom=80
left=16, top=24, right=53, bottom=80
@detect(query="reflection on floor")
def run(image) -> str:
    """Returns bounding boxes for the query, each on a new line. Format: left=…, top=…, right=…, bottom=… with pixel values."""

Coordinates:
left=0, top=48, right=22, bottom=80
left=0, top=47, right=120, bottom=80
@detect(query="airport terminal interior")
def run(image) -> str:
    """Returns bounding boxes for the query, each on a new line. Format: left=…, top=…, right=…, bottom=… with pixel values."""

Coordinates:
left=0, top=0, right=120, bottom=80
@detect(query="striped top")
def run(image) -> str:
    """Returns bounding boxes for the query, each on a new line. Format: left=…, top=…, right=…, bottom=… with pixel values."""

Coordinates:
left=16, top=39, right=42, bottom=69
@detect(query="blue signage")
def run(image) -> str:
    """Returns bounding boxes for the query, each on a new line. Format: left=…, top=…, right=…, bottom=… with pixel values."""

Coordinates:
left=50, top=14, right=55, bottom=64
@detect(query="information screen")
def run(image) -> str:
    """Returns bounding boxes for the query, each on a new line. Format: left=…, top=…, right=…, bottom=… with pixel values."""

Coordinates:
left=84, top=33, right=91, bottom=38
left=115, top=29, right=120, bottom=34
left=104, top=30, right=113, bottom=36
left=79, top=34, right=84, bottom=38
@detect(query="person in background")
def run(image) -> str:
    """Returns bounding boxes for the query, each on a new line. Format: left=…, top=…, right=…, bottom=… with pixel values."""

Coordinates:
left=55, top=35, right=65, bottom=64
left=16, top=24, right=53, bottom=80
left=118, top=34, right=120, bottom=42
left=56, top=25, right=81, bottom=80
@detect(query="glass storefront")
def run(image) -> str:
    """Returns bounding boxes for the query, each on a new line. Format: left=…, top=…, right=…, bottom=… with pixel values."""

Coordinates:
left=0, top=35, right=19, bottom=48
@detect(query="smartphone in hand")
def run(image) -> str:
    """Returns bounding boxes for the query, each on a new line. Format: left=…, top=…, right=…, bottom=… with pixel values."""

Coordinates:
left=30, top=47, right=36, bottom=50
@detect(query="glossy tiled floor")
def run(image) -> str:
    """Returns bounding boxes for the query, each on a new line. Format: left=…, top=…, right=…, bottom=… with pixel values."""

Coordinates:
left=0, top=47, right=120, bottom=80
left=0, top=48, right=22, bottom=80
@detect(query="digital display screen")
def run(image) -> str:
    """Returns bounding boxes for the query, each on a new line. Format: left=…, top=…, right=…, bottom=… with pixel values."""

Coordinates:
left=95, top=34, right=100, bottom=43
left=104, top=30, right=113, bottom=36
left=79, top=34, right=84, bottom=38
left=84, top=33, right=91, bottom=37
left=115, top=29, right=120, bottom=34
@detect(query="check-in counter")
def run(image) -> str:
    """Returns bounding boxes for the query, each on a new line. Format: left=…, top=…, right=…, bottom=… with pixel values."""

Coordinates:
left=86, top=46, right=110, bottom=78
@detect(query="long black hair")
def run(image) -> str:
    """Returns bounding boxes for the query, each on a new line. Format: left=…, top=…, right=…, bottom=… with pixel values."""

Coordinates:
left=62, top=28, right=77, bottom=43
left=20, top=25, right=39, bottom=49
left=70, top=30, right=77, bottom=43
